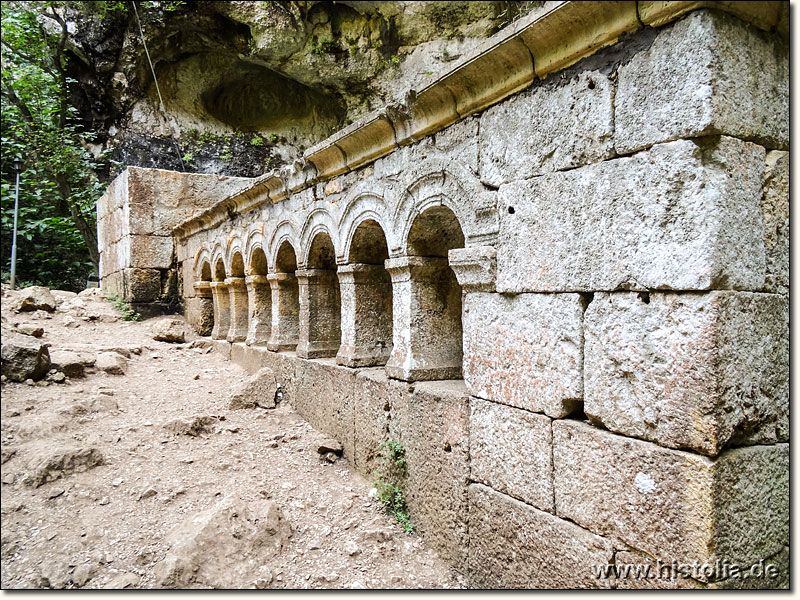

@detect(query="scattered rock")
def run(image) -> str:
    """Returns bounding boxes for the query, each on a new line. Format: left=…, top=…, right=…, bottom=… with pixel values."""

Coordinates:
left=50, top=290, right=78, bottom=305
left=78, top=288, right=106, bottom=300
left=47, top=487, right=66, bottom=499
left=1, top=332, right=51, bottom=381
left=25, top=446, right=103, bottom=487
left=17, top=286, right=57, bottom=313
left=98, top=496, right=111, bottom=505
left=62, top=315, right=81, bottom=328
left=1, top=447, right=17, bottom=464
left=163, top=415, right=220, bottom=437
left=153, top=495, right=291, bottom=588
left=228, top=367, right=279, bottom=410
left=137, top=487, right=158, bottom=501
left=317, top=437, right=343, bottom=456
left=104, top=572, right=139, bottom=589
left=49, top=350, right=94, bottom=378
left=151, top=318, right=186, bottom=343
left=112, top=478, right=124, bottom=487
left=15, top=323, right=44, bottom=337
left=189, top=338, right=213, bottom=350
left=95, top=352, right=127, bottom=375
left=47, top=371, right=66, bottom=384
left=71, top=563, right=97, bottom=587
left=343, top=540, right=361, bottom=556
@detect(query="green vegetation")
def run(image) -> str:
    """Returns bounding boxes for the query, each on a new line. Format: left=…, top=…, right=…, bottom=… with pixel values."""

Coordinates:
left=250, top=135, right=264, bottom=147
left=107, top=293, right=141, bottom=321
left=1, top=1, right=107, bottom=290
left=310, top=34, right=336, bottom=56
left=371, top=440, right=413, bottom=533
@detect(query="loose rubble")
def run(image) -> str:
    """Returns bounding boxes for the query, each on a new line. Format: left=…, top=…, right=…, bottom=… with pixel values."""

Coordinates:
left=1, top=284, right=463, bottom=589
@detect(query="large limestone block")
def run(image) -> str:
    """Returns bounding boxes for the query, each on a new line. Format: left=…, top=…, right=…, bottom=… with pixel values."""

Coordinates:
left=497, top=137, right=766, bottom=292
left=479, top=70, right=614, bottom=186
left=353, top=369, right=392, bottom=477
left=123, top=267, right=161, bottom=303
left=470, top=398, right=553, bottom=511
left=585, top=291, right=788, bottom=455
left=761, top=151, right=788, bottom=294
left=402, top=381, right=470, bottom=567
left=553, top=421, right=788, bottom=569
left=463, top=292, right=583, bottom=417
left=290, top=359, right=356, bottom=462
left=615, top=9, right=788, bottom=154
left=128, top=235, right=174, bottom=270
left=467, top=484, right=614, bottom=589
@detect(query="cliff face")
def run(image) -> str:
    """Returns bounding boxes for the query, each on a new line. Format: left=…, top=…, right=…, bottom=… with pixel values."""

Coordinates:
left=62, top=1, right=532, bottom=179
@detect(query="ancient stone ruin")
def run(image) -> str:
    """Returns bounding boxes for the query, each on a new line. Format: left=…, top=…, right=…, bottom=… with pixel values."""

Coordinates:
left=97, top=2, right=789, bottom=589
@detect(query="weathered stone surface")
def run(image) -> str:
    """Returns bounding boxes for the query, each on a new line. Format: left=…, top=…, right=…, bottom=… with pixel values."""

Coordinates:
left=400, top=381, right=470, bottom=566
left=553, top=420, right=788, bottom=568
left=153, top=495, right=290, bottom=588
left=17, top=286, right=57, bottom=313
left=584, top=291, right=788, bottom=455
left=497, top=137, right=766, bottom=292
left=14, top=323, right=44, bottom=337
left=290, top=359, right=356, bottom=462
left=185, top=297, right=214, bottom=337
left=480, top=70, right=614, bottom=186
left=128, top=235, right=174, bottom=270
left=49, top=350, right=95, bottom=378
left=96, top=351, right=128, bottom=375
left=151, top=318, right=187, bottom=343
left=463, top=292, right=583, bottom=418
left=761, top=151, right=788, bottom=294
left=710, top=546, right=789, bottom=590
left=25, top=446, right=104, bottom=487
left=1, top=332, right=51, bottom=382
left=228, top=367, right=278, bottom=410
left=468, top=483, right=614, bottom=589
left=469, top=398, right=553, bottom=511
left=352, top=368, right=391, bottom=477
left=611, top=550, right=706, bottom=589
left=448, top=246, right=496, bottom=292
left=124, top=268, right=161, bottom=303
left=615, top=10, right=788, bottom=154
left=163, top=415, right=219, bottom=437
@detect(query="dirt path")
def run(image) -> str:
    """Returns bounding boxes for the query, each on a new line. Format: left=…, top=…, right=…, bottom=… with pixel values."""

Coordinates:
left=0, top=287, right=465, bottom=589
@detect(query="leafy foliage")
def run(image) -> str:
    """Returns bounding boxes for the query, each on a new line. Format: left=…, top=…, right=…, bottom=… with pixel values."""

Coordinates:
left=372, top=440, right=413, bottom=533
left=107, top=293, right=141, bottom=321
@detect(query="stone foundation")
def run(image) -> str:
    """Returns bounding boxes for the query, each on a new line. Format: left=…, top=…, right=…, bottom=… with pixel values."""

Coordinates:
left=100, top=1, right=788, bottom=589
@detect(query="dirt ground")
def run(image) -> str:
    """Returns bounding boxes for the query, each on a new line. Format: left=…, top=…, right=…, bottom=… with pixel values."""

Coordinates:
left=0, top=286, right=466, bottom=589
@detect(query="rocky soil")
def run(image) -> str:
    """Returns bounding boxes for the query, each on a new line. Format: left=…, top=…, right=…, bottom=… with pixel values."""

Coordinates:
left=0, top=284, right=465, bottom=589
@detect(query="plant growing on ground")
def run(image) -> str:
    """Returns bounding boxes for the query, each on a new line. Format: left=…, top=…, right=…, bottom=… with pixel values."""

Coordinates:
left=107, top=293, right=141, bottom=321
left=371, top=440, right=413, bottom=532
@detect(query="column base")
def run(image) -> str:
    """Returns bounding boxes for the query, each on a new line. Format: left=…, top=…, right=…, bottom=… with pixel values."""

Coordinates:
left=296, top=340, right=340, bottom=359
left=336, top=345, right=391, bottom=368
left=226, top=327, right=248, bottom=343
left=385, top=364, right=463, bottom=382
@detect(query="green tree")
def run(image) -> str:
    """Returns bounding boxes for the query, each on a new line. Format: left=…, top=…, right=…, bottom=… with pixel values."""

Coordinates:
left=1, top=0, right=104, bottom=288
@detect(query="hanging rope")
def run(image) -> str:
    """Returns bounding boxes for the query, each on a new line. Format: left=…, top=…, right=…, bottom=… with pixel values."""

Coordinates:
left=130, top=1, right=186, bottom=171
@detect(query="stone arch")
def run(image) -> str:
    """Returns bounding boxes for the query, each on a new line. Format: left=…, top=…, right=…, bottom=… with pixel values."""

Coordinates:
left=211, top=241, right=227, bottom=280
left=244, top=228, right=266, bottom=275
left=339, top=191, right=391, bottom=263
left=267, top=219, right=300, bottom=272
left=193, top=247, right=213, bottom=280
left=226, top=233, right=245, bottom=273
left=391, top=159, right=486, bottom=256
left=267, top=239, right=301, bottom=352
left=299, top=207, right=340, bottom=267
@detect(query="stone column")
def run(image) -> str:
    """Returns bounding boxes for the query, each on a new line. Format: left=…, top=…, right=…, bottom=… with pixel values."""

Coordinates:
left=190, top=281, right=214, bottom=336
left=224, top=277, right=248, bottom=343
left=295, top=269, right=341, bottom=359
left=336, top=263, right=393, bottom=367
left=384, top=256, right=463, bottom=382
left=210, top=281, right=231, bottom=340
left=267, top=272, right=300, bottom=351
left=245, top=274, right=272, bottom=346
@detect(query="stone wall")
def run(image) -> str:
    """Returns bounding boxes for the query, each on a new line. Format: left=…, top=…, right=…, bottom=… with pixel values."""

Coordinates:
left=104, top=1, right=789, bottom=589
left=98, top=167, right=251, bottom=312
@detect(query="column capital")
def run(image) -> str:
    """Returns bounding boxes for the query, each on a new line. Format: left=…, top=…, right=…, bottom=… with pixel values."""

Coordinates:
left=384, top=256, right=449, bottom=282
left=448, top=246, right=497, bottom=292
left=224, top=276, right=247, bottom=290
left=193, top=281, right=212, bottom=298
left=210, top=281, right=228, bottom=290
left=245, top=274, right=269, bottom=286
left=267, top=272, right=296, bottom=283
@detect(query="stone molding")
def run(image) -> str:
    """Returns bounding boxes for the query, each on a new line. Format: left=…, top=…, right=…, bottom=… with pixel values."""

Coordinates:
left=172, top=1, right=785, bottom=241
